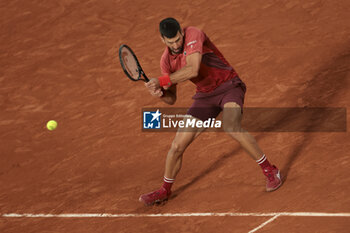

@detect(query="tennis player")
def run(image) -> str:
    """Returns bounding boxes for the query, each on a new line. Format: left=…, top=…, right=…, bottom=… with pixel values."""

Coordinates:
left=140, top=18, right=282, bottom=205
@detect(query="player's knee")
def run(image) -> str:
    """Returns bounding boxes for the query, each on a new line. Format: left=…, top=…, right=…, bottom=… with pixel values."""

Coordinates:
left=223, top=121, right=242, bottom=133
left=171, top=140, right=187, bottom=155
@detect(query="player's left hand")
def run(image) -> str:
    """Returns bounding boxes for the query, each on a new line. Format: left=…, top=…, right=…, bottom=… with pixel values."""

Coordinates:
left=145, top=84, right=164, bottom=97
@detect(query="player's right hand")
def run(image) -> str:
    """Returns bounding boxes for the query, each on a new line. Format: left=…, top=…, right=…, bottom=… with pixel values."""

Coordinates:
left=145, top=83, right=163, bottom=97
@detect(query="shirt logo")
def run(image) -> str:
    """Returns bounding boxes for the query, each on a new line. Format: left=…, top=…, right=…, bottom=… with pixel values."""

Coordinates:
left=187, top=40, right=197, bottom=46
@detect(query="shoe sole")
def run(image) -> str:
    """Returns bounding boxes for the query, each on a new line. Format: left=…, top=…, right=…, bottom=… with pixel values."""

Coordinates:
left=266, top=171, right=283, bottom=192
left=139, top=197, right=169, bottom=206
left=266, top=181, right=282, bottom=192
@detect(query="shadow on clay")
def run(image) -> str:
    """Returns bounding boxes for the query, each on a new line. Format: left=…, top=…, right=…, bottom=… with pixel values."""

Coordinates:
left=171, top=149, right=239, bottom=199
left=280, top=47, right=350, bottom=180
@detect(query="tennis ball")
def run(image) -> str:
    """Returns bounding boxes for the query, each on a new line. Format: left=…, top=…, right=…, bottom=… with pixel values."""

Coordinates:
left=46, top=120, right=58, bottom=131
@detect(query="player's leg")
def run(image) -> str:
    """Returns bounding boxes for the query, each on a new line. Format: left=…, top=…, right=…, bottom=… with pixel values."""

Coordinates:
left=222, top=102, right=263, bottom=160
left=164, top=121, right=204, bottom=179
left=139, top=116, right=204, bottom=205
left=223, top=102, right=282, bottom=191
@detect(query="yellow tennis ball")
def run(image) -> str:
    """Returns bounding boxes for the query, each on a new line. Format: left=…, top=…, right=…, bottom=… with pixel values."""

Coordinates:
left=46, top=120, right=58, bottom=131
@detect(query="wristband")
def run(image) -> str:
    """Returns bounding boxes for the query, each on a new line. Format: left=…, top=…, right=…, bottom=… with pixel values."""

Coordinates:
left=158, top=75, right=172, bottom=87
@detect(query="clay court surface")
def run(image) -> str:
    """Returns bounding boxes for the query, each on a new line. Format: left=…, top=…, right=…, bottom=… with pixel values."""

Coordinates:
left=1, top=0, right=349, bottom=232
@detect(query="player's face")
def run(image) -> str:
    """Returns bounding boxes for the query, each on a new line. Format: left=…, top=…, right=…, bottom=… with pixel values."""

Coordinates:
left=162, top=30, right=184, bottom=55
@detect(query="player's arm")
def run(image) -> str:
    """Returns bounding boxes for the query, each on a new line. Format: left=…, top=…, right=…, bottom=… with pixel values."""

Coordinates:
left=169, top=52, right=202, bottom=84
left=146, top=52, right=202, bottom=90
left=145, top=52, right=177, bottom=104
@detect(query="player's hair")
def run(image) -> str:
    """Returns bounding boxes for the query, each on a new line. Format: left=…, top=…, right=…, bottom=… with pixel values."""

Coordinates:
left=159, top=17, right=181, bottom=38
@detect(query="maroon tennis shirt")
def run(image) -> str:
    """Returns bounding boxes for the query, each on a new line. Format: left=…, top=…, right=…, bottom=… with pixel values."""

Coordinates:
left=160, top=26, right=238, bottom=93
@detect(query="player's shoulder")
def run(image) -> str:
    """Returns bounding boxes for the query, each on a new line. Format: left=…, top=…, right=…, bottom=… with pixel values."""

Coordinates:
left=184, top=26, right=204, bottom=35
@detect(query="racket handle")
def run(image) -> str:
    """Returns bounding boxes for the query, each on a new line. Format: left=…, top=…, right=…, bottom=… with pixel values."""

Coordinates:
left=142, top=72, right=150, bottom=82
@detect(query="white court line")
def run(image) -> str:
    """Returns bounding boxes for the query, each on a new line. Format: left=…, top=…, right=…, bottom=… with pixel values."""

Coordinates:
left=248, top=214, right=280, bottom=233
left=1, top=212, right=350, bottom=218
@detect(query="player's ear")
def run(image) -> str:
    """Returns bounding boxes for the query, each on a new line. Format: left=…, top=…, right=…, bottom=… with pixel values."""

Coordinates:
left=180, top=28, right=184, bottom=36
left=160, top=35, right=165, bottom=44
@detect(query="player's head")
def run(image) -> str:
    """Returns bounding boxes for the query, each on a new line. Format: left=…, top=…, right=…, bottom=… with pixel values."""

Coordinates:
left=159, top=17, right=184, bottom=54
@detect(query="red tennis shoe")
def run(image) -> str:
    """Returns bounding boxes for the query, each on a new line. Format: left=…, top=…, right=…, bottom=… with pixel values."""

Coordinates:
left=263, top=165, right=282, bottom=192
left=139, top=187, right=171, bottom=206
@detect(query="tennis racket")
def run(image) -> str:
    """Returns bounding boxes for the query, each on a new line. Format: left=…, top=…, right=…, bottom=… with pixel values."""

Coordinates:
left=119, top=44, right=149, bottom=82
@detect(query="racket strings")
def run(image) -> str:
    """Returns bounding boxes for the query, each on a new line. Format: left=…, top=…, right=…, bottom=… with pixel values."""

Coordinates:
left=120, top=47, right=139, bottom=80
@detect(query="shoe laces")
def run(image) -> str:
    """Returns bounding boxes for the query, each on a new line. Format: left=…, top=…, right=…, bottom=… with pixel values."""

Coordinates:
left=150, top=191, right=160, bottom=198
left=264, top=169, right=275, bottom=182
left=266, top=173, right=275, bottom=182
left=149, top=189, right=165, bottom=198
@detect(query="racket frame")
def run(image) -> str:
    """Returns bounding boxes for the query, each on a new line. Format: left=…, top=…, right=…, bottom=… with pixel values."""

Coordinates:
left=119, top=44, right=149, bottom=82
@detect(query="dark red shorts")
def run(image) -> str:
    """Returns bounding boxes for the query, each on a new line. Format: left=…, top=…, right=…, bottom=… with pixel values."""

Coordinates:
left=187, top=76, right=246, bottom=121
